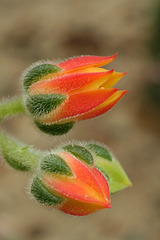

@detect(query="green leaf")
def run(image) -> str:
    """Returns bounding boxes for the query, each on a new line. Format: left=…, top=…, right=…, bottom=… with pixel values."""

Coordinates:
left=95, top=156, right=132, bottom=194
left=87, top=143, right=131, bottom=193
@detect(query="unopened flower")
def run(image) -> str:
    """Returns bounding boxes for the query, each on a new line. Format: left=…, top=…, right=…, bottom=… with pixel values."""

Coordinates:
left=31, top=144, right=111, bottom=216
left=23, top=54, right=127, bottom=135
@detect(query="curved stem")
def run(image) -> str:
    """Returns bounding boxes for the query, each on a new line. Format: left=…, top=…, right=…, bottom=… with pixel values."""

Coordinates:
left=0, top=97, right=25, bottom=122
left=0, top=130, right=41, bottom=171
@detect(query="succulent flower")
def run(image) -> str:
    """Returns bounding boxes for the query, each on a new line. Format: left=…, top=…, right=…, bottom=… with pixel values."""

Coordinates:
left=31, top=144, right=111, bottom=216
left=23, top=54, right=127, bottom=135
left=31, top=142, right=131, bottom=216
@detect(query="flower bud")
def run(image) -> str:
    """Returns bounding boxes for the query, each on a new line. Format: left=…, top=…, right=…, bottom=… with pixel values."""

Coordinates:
left=31, top=144, right=111, bottom=216
left=23, top=55, right=128, bottom=135
left=31, top=141, right=131, bottom=216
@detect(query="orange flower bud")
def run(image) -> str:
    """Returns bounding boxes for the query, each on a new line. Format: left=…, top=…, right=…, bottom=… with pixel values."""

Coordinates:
left=23, top=54, right=127, bottom=135
left=31, top=144, right=111, bottom=216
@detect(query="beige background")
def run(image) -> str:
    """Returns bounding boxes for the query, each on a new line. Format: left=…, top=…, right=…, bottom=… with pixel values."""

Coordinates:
left=0, top=0, right=160, bottom=240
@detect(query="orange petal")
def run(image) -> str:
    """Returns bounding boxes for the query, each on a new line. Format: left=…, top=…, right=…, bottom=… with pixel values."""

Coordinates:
left=29, top=70, right=113, bottom=95
left=57, top=197, right=110, bottom=216
left=39, top=88, right=118, bottom=123
left=71, top=70, right=114, bottom=93
left=73, top=67, right=108, bottom=74
left=77, top=90, right=128, bottom=120
left=101, top=72, right=128, bottom=88
left=91, top=167, right=110, bottom=201
left=43, top=175, right=107, bottom=205
left=59, top=152, right=107, bottom=198
left=58, top=54, right=117, bottom=73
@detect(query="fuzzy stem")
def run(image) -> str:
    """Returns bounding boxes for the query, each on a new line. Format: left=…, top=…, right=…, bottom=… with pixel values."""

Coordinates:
left=0, top=130, right=41, bottom=171
left=0, top=97, right=25, bottom=122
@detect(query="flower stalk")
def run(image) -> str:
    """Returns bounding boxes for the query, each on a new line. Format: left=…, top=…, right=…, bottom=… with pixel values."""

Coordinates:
left=0, top=97, right=25, bottom=122
left=0, top=130, right=40, bottom=171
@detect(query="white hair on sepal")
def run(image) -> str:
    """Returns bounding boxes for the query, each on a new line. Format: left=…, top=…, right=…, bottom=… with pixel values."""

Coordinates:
left=85, top=140, right=113, bottom=154
left=20, top=59, right=57, bottom=82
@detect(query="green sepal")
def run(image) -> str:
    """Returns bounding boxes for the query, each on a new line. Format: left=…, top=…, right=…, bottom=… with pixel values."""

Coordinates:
left=31, top=176, right=63, bottom=206
left=88, top=143, right=132, bottom=194
left=41, top=153, right=72, bottom=176
left=23, top=63, right=61, bottom=90
left=26, top=94, right=66, bottom=116
left=34, top=120, right=75, bottom=135
left=63, top=144, right=94, bottom=166
left=88, top=143, right=112, bottom=161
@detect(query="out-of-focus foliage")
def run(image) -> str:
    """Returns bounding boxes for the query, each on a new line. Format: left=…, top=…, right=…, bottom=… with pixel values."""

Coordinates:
left=149, top=1, right=160, bottom=59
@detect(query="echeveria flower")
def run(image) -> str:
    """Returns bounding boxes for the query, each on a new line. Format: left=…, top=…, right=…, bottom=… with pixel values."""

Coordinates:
left=23, top=54, right=127, bottom=135
left=31, top=144, right=111, bottom=216
left=31, top=142, right=131, bottom=216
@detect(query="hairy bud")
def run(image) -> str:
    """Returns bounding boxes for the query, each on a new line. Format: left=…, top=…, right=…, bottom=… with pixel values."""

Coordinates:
left=31, top=144, right=111, bottom=216
left=22, top=55, right=127, bottom=135
left=31, top=141, right=131, bottom=216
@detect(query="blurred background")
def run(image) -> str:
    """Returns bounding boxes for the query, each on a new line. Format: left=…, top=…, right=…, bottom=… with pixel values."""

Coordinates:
left=0, top=0, right=160, bottom=240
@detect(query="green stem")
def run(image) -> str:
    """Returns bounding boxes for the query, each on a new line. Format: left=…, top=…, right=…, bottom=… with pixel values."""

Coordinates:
left=0, top=130, right=41, bottom=171
left=0, top=97, right=25, bottom=122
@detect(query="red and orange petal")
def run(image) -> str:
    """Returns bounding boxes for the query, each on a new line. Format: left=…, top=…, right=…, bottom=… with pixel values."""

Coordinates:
left=59, top=152, right=110, bottom=200
left=77, top=90, right=127, bottom=120
left=57, top=197, right=110, bottom=216
left=91, top=167, right=110, bottom=201
left=29, top=70, right=114, bottom=95
left=58, top=54, right=117, bottom=73
left=38, top=88, right=118, bottom=123
left=43, top=175, right=107, bottom=205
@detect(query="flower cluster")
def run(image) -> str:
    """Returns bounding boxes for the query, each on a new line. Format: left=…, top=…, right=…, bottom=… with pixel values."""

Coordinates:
left=0, top=53, right=131, bottom=217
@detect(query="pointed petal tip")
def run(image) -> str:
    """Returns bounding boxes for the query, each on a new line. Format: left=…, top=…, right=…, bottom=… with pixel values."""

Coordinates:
left=118, top=90, right=128, bottom=97
left=107, top=204, right=111, bottom=209
left=112, top=52, right=118, bottom=57
left=117, top=89, right=128, bottom=98
left=122, top=90, right=129, bottom=94
left=123, top=72, right=129, bottom=76
left=112, top=88, right=119, bottom=92
left=105, top=200, right=111, bottom=208
left=109, top=69, right=114, bottom=73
